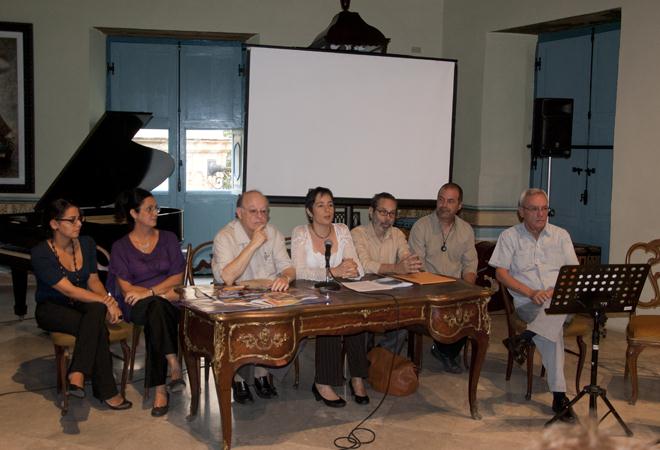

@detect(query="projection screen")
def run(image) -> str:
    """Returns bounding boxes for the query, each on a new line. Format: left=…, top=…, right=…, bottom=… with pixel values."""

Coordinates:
left=244, top=46, right=456, bottom=204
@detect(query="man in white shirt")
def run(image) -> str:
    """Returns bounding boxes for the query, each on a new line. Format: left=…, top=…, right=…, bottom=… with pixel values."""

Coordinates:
left=212, top=190, right=296, bottom=403
left=489, top=188, right=578, bottom=422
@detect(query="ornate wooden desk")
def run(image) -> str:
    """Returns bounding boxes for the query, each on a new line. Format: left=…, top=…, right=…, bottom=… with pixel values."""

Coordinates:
left=179, top=279, right=491, bottom=450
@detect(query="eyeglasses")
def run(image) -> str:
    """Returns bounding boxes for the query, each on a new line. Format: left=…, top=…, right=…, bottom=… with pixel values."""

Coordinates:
left=375, top=208, right=397, bottom=218
left=245, top=208, right=269, bottom=216
left=139, top=206, right=161, bottom=214
left=521, top=206, right=550, bottom=213
left=57, top=216, right=86, bottom=224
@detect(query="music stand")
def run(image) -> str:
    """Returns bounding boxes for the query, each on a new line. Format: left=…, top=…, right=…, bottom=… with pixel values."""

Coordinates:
left=545, top=263, right=650, bottom=435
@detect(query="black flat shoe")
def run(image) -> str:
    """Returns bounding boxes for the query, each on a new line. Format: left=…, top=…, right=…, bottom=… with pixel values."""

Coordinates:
left=104, top=398, right=132, bottom=410
left=349, top=381, right=370, bottom=405
left=167, top=378, right=186, bottom=393
left=151, top=393, right=169, bottom=417
left=431, top=344, right=463, bottom=374
left=232, top=381, right=254, bottom=404
left=67, top=383, right=86, bottom=399
left=552, top=395, right=577, bottom=424
left=254, top=375, right=278, bottom=399
left=312, top=383, right=346, bottom=408
left=503, top=336, right=527, bottom=366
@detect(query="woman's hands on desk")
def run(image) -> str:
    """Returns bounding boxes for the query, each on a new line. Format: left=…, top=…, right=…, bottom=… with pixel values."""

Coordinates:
left=270, top=275, right=290, bottom=292
left=331, top=258, right=359, bottom=279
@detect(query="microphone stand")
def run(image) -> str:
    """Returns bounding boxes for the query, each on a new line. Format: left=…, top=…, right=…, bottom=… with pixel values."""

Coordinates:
left=315, top=240, right=340, bottom=291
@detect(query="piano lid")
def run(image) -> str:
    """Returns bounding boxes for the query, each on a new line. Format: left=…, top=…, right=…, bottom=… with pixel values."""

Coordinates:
left=35, top=111, right=175, bottom=212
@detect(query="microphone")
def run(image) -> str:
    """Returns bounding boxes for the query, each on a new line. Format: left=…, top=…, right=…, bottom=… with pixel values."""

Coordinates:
left=315, top=239, right=340, bottom=291
left=324, top=240, right=332, bottom=269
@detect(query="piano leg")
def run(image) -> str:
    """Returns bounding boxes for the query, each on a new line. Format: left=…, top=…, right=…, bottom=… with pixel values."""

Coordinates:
left=10, top=267, right=27, bottom=317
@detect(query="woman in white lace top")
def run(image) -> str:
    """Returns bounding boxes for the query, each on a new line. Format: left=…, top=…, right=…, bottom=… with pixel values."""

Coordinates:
left=291, top=187, right=369, bottom=407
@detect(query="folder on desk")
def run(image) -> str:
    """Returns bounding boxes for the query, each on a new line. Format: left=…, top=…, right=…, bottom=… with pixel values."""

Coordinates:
left=391, top=272, right=455, bottom=285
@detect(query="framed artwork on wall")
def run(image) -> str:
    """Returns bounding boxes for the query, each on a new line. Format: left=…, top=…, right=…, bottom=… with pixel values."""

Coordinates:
left=0, top=21, right=34, bottom=193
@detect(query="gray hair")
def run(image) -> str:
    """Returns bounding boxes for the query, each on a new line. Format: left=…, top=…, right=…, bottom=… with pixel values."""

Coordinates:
left=518, top=188, right=548, bottom=207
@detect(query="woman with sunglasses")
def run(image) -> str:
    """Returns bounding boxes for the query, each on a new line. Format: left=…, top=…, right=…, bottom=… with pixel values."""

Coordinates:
left=291, top=186, right=369, bottom=407
left=31, top=199, right=131, bottom=410
left=106, top=188, right=186, bottom=417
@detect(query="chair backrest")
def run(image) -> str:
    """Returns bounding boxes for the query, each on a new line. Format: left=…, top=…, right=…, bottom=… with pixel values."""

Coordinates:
left=625, top=239, right=660, bottom=309
left=96, top=245, right=111, bottom=285
left=185, top=240, right=214, bottom=286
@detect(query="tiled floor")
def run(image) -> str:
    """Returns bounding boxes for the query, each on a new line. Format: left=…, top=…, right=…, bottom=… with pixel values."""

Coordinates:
left=1, top=284, right=659, bottom=449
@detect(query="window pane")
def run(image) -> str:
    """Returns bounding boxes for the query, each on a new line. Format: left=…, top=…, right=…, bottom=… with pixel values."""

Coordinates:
left=186, top=129, right=241, bottom=191
left=133, top=129, right=170, bottom=192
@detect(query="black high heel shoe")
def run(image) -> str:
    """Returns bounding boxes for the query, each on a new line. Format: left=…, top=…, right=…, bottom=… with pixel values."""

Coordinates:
left=151, top=392, right=169, bottom=417
left=312, top=384, right=346, bottom=408
left=67, top=383, right=86, bottom=399
left=103, top=397, right=132, bottom=410
left=349, top=380, right=370, bottom=405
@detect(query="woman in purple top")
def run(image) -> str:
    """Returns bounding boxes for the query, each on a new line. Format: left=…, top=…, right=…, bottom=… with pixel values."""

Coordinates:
left=107, top=188, right=186, bottom=417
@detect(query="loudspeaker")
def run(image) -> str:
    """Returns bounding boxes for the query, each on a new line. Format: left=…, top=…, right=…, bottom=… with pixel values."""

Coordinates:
left=531, top=98, right=573, bottom=158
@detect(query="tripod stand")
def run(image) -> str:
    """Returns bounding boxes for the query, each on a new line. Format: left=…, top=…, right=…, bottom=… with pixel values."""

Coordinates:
left=545, top=264, right=650, bottom=435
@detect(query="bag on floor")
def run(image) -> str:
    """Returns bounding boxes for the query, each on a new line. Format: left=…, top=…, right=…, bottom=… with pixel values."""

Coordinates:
left=367, top=346, right=418, bottom=396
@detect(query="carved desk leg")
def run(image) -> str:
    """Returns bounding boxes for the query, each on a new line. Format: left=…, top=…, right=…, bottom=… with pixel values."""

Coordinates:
left=214, top=358, right=234, bottom=450
left=181, top=313, right=201, bottom=417
left=185, top=351, right=201, bottom=416
left=468, top=331, right=489, bottom=420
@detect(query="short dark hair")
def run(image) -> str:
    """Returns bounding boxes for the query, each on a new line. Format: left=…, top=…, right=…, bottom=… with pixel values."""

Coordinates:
left=438, top=182, right=463, bottom=203
left=304, top=186, right=334, bottom=224
left=43, top=198, right=79, bottom=237
left=370, top=192, right=397, bottom=210
left=115, top=188, right=153, bottom=226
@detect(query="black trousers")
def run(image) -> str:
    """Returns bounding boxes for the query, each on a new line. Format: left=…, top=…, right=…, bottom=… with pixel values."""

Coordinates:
left=433, top=337, right=467, bottom=359
left=35, top=299, right=118, bottom=401
left=130, top=296, right=179, bottom=388
left=315, top=332, right=369, bottom=386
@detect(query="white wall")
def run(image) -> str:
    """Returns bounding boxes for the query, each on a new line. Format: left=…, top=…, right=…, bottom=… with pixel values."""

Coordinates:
left=443, top=0, right=660, bottom=329
left=1, top=0, right=445, bottom=201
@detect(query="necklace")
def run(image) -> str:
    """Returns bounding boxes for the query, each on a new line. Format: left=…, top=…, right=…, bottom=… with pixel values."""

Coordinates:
left=49, top=239, right=81, bottom=288
left=309, top=224, right=331, bottom=240
left=131, top=232, right=154, bottom=253
left=440, top=222, right=454, bottom=252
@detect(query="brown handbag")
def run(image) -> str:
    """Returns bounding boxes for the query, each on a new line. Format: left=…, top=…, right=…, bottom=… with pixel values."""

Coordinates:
left=367, top=346, right=419, bottom=396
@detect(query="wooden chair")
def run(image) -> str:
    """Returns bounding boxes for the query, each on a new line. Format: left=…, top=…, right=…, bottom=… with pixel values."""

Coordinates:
left=623, top=239, right=660, bottom=404
left=185, top=241, right=214, bottom=286
left=52, top=322, right=132, bottom=415
left=501, top=287, right=588, bottom=399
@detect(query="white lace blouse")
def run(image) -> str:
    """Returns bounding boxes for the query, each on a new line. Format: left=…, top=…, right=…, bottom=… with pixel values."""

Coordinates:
left=291, top=223, right=365, bottom=282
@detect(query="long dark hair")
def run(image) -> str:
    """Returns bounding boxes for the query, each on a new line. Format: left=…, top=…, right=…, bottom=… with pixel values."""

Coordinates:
left=304, top=186, right=334, bottom=224
left=43, top=198, right=79, bottom=237
left=115, top=188, right=153, bottom=227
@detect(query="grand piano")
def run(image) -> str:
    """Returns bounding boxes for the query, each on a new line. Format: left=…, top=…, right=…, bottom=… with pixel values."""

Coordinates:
left=0, top=111, right=183, bottom=317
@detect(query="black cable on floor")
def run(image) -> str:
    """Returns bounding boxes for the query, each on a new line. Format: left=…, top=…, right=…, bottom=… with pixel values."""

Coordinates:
left=330, top=289, right=401, bottom=450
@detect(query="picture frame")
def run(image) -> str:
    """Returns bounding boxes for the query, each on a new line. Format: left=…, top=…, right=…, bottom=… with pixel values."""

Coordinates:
left=0, top=21, right=34, bottom=193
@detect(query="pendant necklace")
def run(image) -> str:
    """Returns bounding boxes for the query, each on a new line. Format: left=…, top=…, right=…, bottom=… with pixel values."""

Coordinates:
left=131, top=232, right=153, bottom=253
left=309, top=224, right=331, bottom=240
left=49, top=239, right=81, bottom=287
left=440, top=222, right=454, bottom=252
